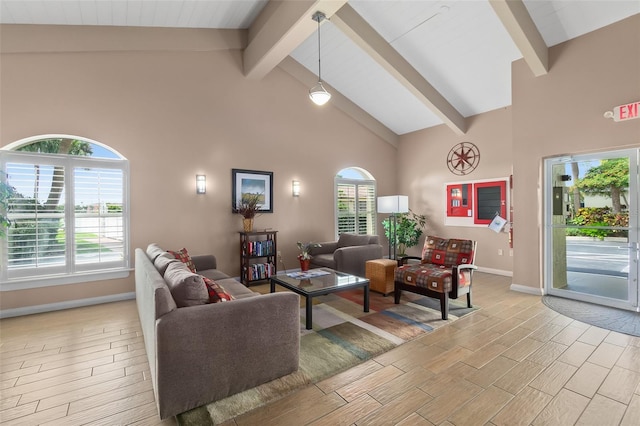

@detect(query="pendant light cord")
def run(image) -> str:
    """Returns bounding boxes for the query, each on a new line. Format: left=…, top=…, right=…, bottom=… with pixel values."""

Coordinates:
left=316, top=14, right=322, bottom=82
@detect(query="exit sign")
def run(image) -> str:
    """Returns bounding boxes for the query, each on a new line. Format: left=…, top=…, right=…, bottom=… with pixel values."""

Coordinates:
left=613, top=101, right=640, bottom=122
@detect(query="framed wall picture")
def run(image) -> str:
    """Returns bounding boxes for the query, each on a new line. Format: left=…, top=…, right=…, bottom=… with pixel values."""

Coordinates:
left=232, top=169, right=273, bottom=213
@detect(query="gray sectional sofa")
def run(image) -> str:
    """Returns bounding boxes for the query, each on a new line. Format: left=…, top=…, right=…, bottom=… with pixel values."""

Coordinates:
left=135, top=244, right=300, bottom=419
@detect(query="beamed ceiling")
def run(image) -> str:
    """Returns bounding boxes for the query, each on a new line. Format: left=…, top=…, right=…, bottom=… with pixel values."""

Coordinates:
left=1, top=0, right=639, bottom=145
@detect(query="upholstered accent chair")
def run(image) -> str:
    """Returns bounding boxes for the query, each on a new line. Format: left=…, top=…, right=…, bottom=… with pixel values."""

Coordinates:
left=394, top=236, right=477, bottom=320
left=309, top=233, right=383, bottom=277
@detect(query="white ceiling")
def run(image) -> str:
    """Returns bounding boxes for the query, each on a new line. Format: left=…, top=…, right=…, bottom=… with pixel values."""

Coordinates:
left=1, top=0, right=639, bottom=136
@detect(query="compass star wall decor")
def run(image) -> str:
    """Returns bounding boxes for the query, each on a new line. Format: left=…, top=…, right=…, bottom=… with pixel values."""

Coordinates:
left=447, top=142, right=480, bottom=175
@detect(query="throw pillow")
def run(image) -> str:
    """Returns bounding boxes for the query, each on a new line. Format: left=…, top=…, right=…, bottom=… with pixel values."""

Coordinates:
left=146, top=243, right=166, bottom=262
left=168, top=247, right=196, bottom=273
left=154, top=252, right=179, bottom=276
left=164, top=261, right=209, bottom=307
left=201, top=276, right=234, bottom=303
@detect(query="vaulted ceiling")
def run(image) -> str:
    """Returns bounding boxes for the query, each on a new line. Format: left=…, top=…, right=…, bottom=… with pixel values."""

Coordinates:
left=1, top=0, right=638, bottom=144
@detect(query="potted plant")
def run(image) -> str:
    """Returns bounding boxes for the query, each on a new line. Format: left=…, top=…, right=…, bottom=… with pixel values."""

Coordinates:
left=296, top=241, right=321, bottom=272
left=235, top=192, right=262, bottom=232
left=382, top=209, right=427, bottom=257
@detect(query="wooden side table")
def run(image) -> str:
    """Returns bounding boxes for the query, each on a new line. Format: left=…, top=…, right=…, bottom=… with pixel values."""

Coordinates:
left=365, top=259, right=397, bottom=296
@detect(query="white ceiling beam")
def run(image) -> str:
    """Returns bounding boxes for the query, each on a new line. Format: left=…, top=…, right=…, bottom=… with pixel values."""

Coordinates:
left=243, top=0, right=347, bottom=80
left=332, top=4, right=467, bottom=136
left=489, top=0, right=548, bottom=76
left=278, top=57, right=399, bottom=147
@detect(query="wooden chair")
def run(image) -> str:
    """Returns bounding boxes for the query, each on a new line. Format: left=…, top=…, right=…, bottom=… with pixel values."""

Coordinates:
left=394, top=236, right=477, bottom=320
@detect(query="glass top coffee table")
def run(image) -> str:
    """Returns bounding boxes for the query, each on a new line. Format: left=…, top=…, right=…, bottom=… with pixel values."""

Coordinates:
left=270, top=268, right=370, bottom=330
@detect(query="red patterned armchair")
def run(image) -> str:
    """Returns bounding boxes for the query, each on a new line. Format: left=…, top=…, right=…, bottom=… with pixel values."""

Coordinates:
left=394, top=236, right=477, bottom=320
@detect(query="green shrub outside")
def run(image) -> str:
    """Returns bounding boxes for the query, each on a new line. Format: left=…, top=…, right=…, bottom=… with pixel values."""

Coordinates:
left=566, top=207, right=628, bottom=239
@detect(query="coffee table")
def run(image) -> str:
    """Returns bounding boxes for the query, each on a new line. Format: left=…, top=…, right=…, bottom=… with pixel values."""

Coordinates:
left=270, top=268, right=370, bottom=330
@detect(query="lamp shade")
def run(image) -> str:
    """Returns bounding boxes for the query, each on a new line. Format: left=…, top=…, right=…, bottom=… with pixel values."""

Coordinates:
left=309, top=82, right=331, bottom=106
left=196, top=175, right=206, bottom=194
left=377, top=195, right=409, bottom=213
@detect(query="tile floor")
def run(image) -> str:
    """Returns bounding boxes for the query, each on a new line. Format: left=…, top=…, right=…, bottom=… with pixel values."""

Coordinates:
left=1, top=272, right=639, bottom=425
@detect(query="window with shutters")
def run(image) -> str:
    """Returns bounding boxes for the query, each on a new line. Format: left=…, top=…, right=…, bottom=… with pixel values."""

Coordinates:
left=335, top=168, right=377, bottom=238
left=1, top=135, right=130, bottom=290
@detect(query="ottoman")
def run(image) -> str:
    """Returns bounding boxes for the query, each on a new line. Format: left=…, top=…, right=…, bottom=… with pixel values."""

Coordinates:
left=365, top=259, right=397, bottom=296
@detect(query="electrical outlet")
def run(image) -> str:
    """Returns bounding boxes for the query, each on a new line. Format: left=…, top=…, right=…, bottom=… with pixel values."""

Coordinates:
left=498, top=249, right=503, bottom=255
left=509, top=249, right=513, bottom=257
left=277, top=250, right=282, bottom=258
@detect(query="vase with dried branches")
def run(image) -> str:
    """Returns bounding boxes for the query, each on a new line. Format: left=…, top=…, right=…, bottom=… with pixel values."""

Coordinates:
left=236, top=192, right=262, bottom=232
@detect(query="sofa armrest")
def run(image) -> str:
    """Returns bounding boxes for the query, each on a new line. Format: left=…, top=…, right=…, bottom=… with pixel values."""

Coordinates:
left=154, top=292, right=300, bottom=419
left=334, top=244, right=383, bottom=276
left=310, top=241, right=338, bottom=255
left=191, top=254, right=217, bottom=271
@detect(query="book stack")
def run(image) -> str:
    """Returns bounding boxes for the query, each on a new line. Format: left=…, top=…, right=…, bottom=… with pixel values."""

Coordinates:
left=246, top=239, right=274, bottom=256
left=246, top=262, right=275, bottom=281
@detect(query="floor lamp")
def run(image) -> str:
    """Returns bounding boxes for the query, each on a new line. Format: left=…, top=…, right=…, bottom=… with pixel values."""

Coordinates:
left=377, top=195, right=409, bottom=260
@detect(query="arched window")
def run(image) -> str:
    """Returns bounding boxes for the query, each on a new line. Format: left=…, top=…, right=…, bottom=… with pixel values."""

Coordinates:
left=1, top=135, right=130, bottom=289
left=335, top=167, right=377, bottom=237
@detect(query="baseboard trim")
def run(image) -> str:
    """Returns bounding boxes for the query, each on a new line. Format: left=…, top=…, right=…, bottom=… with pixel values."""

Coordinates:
left=477, top=267, right=512, bottom=277
left=510, top=283, right=544, bottom=295
left=0, top=292, right=136, bottom=319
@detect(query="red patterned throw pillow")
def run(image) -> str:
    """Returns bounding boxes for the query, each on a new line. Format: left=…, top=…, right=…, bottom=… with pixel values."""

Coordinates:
left=202, top=276, right=234, bottom=303
left=168, top=247, right=196, bottom=273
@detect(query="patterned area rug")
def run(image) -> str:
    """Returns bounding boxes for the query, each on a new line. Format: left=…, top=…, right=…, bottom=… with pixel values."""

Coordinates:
left=176, top=289, right=477, bottom=425
left=542, top=295, right=640, bottom=337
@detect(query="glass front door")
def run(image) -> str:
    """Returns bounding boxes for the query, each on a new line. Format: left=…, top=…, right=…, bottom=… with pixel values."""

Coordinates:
left=544, top=149, right=639, bottom=311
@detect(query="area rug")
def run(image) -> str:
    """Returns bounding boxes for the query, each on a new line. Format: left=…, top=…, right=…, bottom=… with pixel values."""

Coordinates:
left=176, top=290, right=478, bottom=425
left=542, top=295, right=640, bottom=337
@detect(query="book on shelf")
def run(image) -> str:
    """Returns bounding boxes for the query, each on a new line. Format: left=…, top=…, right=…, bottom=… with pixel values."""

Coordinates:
left=245, top=239, right=274, bottom=257
left=246, top=262, right=275, bottom=281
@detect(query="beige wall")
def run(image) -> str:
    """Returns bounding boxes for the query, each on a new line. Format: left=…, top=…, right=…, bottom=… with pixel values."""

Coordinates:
left=511, top=14, right=640, bottom=292
left=0, top=25, right=397, bottom=311
left=397, top=107, right=514, bottom=273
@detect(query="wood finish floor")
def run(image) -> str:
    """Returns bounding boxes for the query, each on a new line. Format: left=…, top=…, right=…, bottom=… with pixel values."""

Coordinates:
left=1, top=272, right=639, bottom=425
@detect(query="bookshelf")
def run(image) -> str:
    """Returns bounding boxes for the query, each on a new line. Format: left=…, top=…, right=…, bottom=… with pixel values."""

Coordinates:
left=239, top=231, right=277, bottom=285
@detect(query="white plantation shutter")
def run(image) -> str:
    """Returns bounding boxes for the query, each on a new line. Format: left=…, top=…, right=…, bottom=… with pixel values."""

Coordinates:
left=336, top=177, right=376, bottom=236
left=1, top=146, right=129, bottom=284
left=358, top=184, right=376, bottom=234
left=5, top=161, right=67, bottom=274
left=74, top=167, right=125, bottom=269
left=337, top=183, right=357, bottom=234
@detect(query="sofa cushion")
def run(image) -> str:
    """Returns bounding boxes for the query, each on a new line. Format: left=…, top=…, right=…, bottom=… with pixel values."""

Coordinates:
left=202, top=276, right=234, bottom=303
left=217, top=278, right=260, bottom=299
left=198, top=268, right=232, bottom=282
left=164, top=262, right=209, bottom=307
left=147, top=243, right=166, bottom=262
left=337, top=233, right=371, bottom=248
left=154, top=252, right=179, bottom=276
left=168, top=247, right=197, bottom=273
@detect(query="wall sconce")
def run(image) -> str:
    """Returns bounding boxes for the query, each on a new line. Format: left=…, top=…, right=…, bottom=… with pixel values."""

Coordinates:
left=292, top=180, right=301, bottom=197
left=196, top=175, right=206, bottom=194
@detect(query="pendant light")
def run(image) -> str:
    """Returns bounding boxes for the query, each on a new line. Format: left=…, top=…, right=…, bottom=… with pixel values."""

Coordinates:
left=309, top=11, right=331, bottom=106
